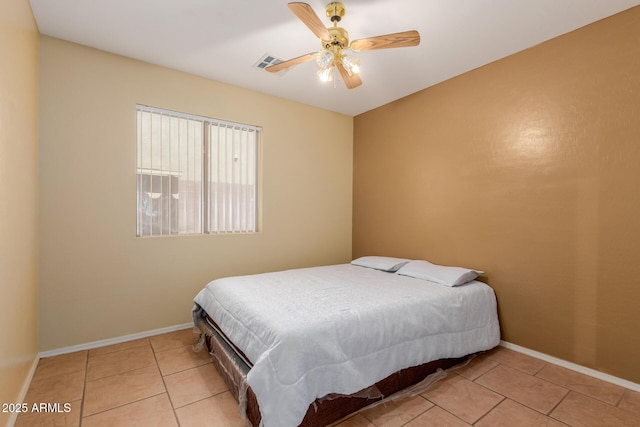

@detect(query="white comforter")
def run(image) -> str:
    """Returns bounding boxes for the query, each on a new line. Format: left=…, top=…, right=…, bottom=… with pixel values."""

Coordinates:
left=193, top=264, right=500, bottom=427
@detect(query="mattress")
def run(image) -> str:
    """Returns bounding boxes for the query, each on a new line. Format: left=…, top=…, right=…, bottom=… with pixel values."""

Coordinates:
left=195, top=314, right=467, bottom=427
left=192, top=263, right=500, bottom=427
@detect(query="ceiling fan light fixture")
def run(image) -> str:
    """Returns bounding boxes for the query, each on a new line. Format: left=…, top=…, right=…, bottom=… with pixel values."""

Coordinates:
left=317, top=65, right=334, bottom=82
left=316, top=49, right=335, bottom=68
left=341, top=55, right=360, bottom=75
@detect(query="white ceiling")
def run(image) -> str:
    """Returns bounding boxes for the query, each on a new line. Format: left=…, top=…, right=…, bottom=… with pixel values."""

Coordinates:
left=30, top=0, right=640, bottom=116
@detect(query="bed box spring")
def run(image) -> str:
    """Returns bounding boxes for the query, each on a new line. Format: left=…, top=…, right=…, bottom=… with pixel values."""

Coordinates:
left=196, top=314, right=467, bottom=427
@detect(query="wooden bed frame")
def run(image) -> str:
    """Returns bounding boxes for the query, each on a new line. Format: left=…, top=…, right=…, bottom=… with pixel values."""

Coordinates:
left=196, top=314, right=468, bottom=427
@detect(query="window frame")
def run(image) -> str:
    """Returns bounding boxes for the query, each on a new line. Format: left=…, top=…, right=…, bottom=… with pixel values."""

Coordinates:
left=136, top=104, right=262, bottom=237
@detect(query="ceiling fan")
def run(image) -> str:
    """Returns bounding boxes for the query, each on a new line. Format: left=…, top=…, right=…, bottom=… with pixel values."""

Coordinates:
left=265, top=2, right=421, bottom=89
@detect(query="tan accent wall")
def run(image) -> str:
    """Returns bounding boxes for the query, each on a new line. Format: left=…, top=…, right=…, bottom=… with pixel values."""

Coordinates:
left=0, top=0, right=39, bottom=422
left=38, top=37, right=353, bottom=351
left=353, top=7, right=640, bottom=383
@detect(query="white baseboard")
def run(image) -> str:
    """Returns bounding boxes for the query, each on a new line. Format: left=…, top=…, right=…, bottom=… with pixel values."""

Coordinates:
left=38, top=323, right=194, bottom=358
left=500, top=340, right=640, bottom=392
left=7, top=354, right=40, bottom=427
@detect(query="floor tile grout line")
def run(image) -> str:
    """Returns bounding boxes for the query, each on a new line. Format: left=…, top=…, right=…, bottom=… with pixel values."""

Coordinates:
left=162, top=361, right=206, bottom=379
left=153, top=344, right=197, bottom=355
left=532, top=360, right=547, bottom=376
left=78, top=351, right=89, bottom=427
left=84, top=361, right=158, bottom=384
left=470, top=396, right=501, bottom=427
left=363, top=394, right=433, bottom=427
left=469, top=395, right=506, bottom=426
left=87, top=343, right=154, bottom=361
left=85, top=344, right=158, bottom=383
left=150, top=341, right=183, bottom=427
left=545, top=391, right=574, bottom=427
left=80, top=391, right=167, bottom=420
left=470, top=360, right=501, bottom=384
left=155, top=342, right=214, bottom=377
left=86, top=339, right=151, bottom=359
left=160, top=361, right=214, bottom=378
left=150, top=337, right=202, bottom=356
left=482, top=347, right=549, bottom=375
left=426, top=403, right=471, bottom=426
left=544, top=387, right=570, bottom=417
left=148, top=331, right=212, bottom=424
left=26, top=368, right=87, bottom=386
left=170, top=389, right=231, bottom=412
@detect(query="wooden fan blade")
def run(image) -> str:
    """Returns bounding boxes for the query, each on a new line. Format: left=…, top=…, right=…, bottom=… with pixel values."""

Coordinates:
left=288, top=2, right=331, bottom=41
left=350, top=30, right=420, bottom=51
left=337, top=62, right=362, bottom=90
left=265, top=52, right=316, bottom=73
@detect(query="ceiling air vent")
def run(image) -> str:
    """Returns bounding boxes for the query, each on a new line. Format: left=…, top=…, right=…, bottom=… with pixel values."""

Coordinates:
left=254, top=54, right=285, bottom=73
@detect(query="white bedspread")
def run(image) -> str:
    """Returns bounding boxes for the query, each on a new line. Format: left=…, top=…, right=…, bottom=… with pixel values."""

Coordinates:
left=193, top=264, right=500, bottom=427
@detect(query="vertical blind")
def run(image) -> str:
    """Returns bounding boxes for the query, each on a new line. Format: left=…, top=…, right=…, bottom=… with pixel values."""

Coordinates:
left=136, top=105, right=260, bottom=237
left=207, top=123, right=259, bottom=234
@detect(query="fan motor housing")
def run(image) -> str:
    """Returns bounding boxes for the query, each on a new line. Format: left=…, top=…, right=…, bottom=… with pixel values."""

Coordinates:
left=323, top=26, right=349, bottom=49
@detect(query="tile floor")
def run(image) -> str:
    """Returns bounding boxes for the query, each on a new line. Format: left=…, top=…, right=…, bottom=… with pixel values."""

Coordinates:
left=15, top=328, right=640, bottom=426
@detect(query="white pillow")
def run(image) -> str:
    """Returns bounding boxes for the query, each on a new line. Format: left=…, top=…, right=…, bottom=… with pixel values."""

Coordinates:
left=396, top=260, right=483, bottom=286
left=351, top=256, right=411, bottom=272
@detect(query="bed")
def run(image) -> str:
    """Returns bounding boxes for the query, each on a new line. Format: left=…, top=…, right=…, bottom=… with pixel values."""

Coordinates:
left=192, top=258, right=501, bottom=427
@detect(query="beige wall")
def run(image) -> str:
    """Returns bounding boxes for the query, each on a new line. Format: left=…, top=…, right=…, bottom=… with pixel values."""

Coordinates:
left=38, top=37, right=352, bottom=351
left=353, top=7, right=640, bottom=383
left=0, top=0, right=39, bottom=423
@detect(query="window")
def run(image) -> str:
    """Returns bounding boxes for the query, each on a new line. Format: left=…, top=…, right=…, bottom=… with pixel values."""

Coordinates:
left=136, top=105, right=261, bottom=237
